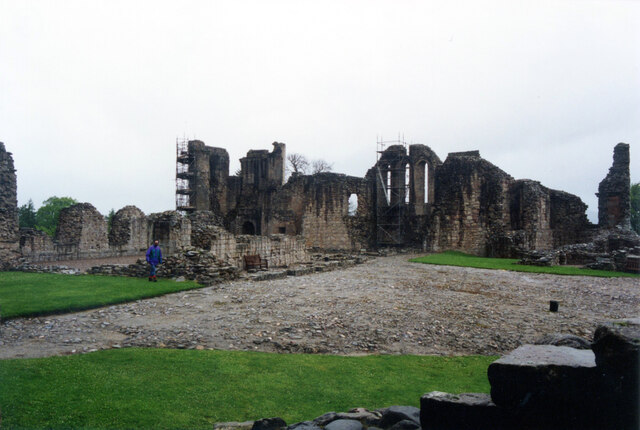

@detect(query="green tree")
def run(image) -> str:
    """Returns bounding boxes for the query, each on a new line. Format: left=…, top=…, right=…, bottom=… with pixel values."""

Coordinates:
left=35, top=196, right=78, bottom=237
left=631, top=182, right=640, bottom=234
left=18, top=199, right=37, bottom=229
left=106, top=208, right=116, bottom=233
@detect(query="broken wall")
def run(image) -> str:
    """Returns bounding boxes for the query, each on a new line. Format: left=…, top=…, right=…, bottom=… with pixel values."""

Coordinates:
left=428, top=152, right=513, bottom=255
left=109, top=205, right=148, bottom=253
left=54, top=203, right=109, bottom=259
left=598, top=143, right=631, bottom=229
left=0, top=143, right=20, bottom=268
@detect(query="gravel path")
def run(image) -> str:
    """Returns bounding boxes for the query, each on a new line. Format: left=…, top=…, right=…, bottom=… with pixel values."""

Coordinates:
left=1, top=254, right=638, bottom=359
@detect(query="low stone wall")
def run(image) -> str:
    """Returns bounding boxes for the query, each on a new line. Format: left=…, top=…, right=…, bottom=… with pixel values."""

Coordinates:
left=87, top=248, right=241, bottom=284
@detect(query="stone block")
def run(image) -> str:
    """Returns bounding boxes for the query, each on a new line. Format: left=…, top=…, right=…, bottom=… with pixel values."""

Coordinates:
left=324, top=420, right=362, bottom=430
left=378, top=406, right=420, bottom=428
left=592, top=318, right=640, bottom=430
left=252, top=417, right=287, bottom=430
left=420, top=392, right=505, bottom=430
left=488, top=345, right=597, bottom=410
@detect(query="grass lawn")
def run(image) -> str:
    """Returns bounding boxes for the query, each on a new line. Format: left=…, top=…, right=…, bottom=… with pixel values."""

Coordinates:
left=0, top=348, right=496, bottom=429
left=410, top=251, right=640, bottom=277
left=0, top=272, right=203, bottom=320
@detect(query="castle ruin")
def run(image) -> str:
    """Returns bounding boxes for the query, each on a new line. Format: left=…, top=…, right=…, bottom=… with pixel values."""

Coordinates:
left=172, top=139, right=632, bottom=257
left=0, top=140, right=635, bottom=270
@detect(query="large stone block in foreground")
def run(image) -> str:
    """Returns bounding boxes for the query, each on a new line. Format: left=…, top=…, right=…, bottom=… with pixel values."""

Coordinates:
left=592, top=318, right=640, bottom=430
left=487, top=345, right=597, bottom=410
left=420, top=392, right=506, bottom=430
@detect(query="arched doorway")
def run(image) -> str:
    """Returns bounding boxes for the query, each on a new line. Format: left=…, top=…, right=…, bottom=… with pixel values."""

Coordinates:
left=242, top=221, right=256, bottom=235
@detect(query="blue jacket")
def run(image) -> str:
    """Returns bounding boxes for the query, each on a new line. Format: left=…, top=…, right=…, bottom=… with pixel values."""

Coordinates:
left=146, top=245, right=162, bottom=265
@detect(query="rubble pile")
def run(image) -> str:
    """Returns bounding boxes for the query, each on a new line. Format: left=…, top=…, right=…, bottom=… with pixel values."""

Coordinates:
left=518, top=228, right=640, bottom=272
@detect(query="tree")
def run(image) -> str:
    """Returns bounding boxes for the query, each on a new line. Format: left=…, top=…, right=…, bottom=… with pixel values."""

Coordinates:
left=35, top=196, right=78, bottom=237
left=311, top=159, right=333, bottom=174
left=631, top=182, right=640, bottom=234
left=287, top=153, right=309, bottom=175
left=106, top=209, right=116, bottom=234
left=18, top=199, right=37, bottom=229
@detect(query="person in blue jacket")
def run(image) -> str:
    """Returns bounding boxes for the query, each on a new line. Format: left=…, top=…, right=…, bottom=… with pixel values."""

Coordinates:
left=145, top=239, right=162, bottom=282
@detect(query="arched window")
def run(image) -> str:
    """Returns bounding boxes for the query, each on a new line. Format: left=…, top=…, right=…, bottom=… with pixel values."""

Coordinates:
left=424, top=165, right=429, bottom=203
left=405, top=164, right=410, bottom=203
left=348, top=194, right=358, bottom=216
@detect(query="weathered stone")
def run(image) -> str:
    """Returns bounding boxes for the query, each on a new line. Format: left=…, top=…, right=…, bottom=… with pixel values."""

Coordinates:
left=533, top=333, right=591, bottom=349
left=378, top=406, right=420, bottom=428
left=285, top=422, right=321, bottom=430
left=387, top=419, right=420, bottom=430
left=312, top=413, right=339, bottom=426
left=592, top=318, right=640, bottom=372
left=0, top=143, right=20, bottom=269
left=109, top=205, right=148, bottom=252
left=251, top=417, right=287, bottom=430
left=597, top=143, right=631, bottom=229
left=55, top=203, right=109, bottom=258
left=591, top=318, right=640, bottom=430
left=214, top=421, right=255, bottom=430
left=324, top=419, right=362, bottom=430
left=420, top=392, right=504, bottom=430
left=488, top=345, right=597, bottom=410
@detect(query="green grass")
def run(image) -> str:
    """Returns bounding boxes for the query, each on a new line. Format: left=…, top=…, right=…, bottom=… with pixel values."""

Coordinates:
left=0, top=348, right=496, bottom=429
left=410, top=251, right=640, bottom=277
left=0, top=272, right=203, bottom=320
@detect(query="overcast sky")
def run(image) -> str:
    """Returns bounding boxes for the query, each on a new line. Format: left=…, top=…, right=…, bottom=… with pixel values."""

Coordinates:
left=1, top=0, right=638, bottom=222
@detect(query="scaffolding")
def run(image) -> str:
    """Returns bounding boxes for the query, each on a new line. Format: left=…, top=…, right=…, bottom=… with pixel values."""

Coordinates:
left=375, top=135, right=410, bottom=246
left=175, top=137, right=195, bottom=213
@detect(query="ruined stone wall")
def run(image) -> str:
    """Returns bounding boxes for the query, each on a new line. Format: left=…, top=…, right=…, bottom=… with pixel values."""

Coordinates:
left=240, top=142, right=285, bottom=192
left=109, top=205, right=148, bottom=252
left=598, top=143, right=631, bottom=229
left=188, top=210, right=224, bottom=250
left=234, top=234, right=308, bottom=268
left=271, top=173, right=373, bottom=250
left=148, top=211, right=192, bottom=256
left=185, top=219, right=308, bottom=268
left=19, top=228, right=54, bottom=255
left=207, top=147, right=230, bottom=217
left=0, top=143, right=20, bottom=268
left=550, top=189, right=594, bottom=247
left=54, top=203, right=109, bottom=259
left=428, top=153, right=513, bottom=255
left=188, top=140, right=212, bottom=211
left=509, top=180, right=553, bottom=250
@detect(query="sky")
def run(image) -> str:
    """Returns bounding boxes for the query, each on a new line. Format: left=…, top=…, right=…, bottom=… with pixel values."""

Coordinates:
left=1, top=0, right=638, bottom=223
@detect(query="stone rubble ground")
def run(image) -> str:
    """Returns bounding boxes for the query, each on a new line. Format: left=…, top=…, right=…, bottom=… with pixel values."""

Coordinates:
left=1, top=254, right=639, bottom=359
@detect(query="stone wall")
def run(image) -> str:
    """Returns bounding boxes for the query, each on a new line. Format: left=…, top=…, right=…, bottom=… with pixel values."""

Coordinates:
left=109, top=205, right=148, bottom=252
left=598, top=143, right=631, bottom=229
left=148, top=210, right=192, bottom=256
left=54, top=203, right=109, bottom=259
left=19, top=228, right=54, bottom=256
left=284, top=173, right=373, bottom=250
left=428, top=152, right=513, bottom=255
left=0, top=142, right=20, bottom=269
left=183, top=140, right=625, bottom=255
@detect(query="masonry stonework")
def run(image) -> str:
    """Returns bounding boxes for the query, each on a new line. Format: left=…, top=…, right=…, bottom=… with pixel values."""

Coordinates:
left=109, top=205, right=148, bottom=252
left=0, top=142, right=20, bottom=269
left=173, top=140, right=634, bottom=257
left=598, top=143, right=631, bottom=229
